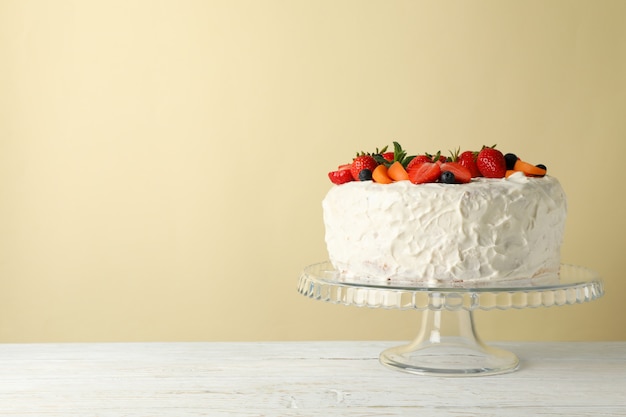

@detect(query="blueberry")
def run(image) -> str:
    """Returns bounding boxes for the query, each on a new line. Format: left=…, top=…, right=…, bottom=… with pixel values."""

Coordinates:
left=358, top=169, right=373, bottom=181
left=440, top=171, right=456, bottom=184
left=504, top=153, right=518, bottom=170
left=536, top=164, right=547, bottom=171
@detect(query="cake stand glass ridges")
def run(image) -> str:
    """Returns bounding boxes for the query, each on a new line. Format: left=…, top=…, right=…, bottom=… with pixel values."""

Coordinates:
left=297, top=262, right=604, bottom=377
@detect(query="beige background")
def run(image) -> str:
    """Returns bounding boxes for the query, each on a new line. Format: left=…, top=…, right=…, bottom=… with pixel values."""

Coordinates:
left=1, top=0, right=624, bottom=343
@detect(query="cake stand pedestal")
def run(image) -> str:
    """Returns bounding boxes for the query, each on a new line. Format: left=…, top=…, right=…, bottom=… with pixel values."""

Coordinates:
left=297, top=262, right=604, bottom=377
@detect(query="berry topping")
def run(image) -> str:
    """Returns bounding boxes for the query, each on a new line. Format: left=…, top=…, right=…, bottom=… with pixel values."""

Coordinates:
left=405, top=151, right=445, bottom=171
left=476, top=146, right=507, bottom=178
left=358, top=169, right=373, bottom=181
left=408, top=162, right=441, bottom=184
left=440, top=171, right=456, bottom=184
left=328, top=169, right=354, bottom=185
left=327, top=142, right=551, bottom=185
left=453, top=149, right=482, bottom=178
left=350, top=154, right=378, bottom=181
left=428, top=151, right=448, bottom=164
left=382, top=152, right=395, bottom=162
left=405, top=155, right=432, bottom=171
left=439, top=162, right=472, bottom=184
left=371, top=145, right=394, bottom=163
left=504, top=153, right=519, bottom=170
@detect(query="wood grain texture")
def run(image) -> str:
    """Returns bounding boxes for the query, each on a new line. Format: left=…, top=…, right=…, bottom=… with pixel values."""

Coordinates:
left=0, top=342, right=624, bottom=416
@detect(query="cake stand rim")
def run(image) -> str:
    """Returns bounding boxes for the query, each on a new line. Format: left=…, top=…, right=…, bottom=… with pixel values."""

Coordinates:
left=297, top=261, right=604, bottom=311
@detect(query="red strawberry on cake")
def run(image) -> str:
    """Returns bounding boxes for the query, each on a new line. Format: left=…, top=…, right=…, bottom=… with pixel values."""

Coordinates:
left=476, top=146, right=507, bottom=178
left=457, top=150, right=482, bottom=178
left=350, top=154, right=378, bottom=181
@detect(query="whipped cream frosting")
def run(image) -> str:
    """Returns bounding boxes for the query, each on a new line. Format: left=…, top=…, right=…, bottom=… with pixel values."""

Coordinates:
left=322, top=172, right=567, bottom=285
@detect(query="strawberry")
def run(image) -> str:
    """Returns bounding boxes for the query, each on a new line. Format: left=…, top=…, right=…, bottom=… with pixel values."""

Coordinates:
left=457, top=151, right=482, bottom=178
left=405, top=155, right=432, bottom=171
left=407, top=151, right=446, bottom=170
left=350, top=154, right=379, bottom=181
left=408, top=162, right=441, bottom=184
left=439, top=162, right=472, bottom=184
left=328, top=169, right=354, bottom=185
left=382, top=152, right=395, bottom=162
left=476, top=146, right=506, bottom=178
left=427, top=152, right=448, bottom=164
left=337, top=163, right=351, bottom=171
left=371, top=145, right=394, bottom=163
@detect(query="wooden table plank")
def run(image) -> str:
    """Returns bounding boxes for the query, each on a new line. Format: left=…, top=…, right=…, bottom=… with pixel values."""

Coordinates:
left=0, top=342, right=624, bottom=416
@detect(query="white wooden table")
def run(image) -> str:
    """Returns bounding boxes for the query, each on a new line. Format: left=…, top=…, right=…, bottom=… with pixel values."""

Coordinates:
left=0, top=341, right=624, bottom=416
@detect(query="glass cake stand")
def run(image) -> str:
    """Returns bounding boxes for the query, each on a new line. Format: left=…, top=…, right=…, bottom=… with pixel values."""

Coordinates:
left=297, top=262, right=604, bottom=377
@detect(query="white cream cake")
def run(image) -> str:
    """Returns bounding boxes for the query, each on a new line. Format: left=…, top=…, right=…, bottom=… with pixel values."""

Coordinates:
left=323, top=172, right=567, bottom=285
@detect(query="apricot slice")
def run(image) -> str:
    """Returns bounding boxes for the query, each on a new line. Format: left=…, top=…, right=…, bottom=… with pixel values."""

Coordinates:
left=372, top=164, right=393, bottom=184
left=513, top=159, right=547, bottom=177
left=387, top=161, right=409, bottom=181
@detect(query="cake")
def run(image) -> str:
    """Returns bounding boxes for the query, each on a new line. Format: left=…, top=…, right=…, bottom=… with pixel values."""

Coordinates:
left=323, top=143, right=567, bottom=286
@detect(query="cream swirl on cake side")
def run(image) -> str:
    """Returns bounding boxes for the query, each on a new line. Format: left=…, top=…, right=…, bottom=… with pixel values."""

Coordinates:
left=322, top=173, right=567, bottom=285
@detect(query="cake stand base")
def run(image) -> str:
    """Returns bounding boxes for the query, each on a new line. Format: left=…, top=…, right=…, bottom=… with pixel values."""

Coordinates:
left=380, top=308, right=519, bottom=377
left=299, top=262, right=603, bottom=377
